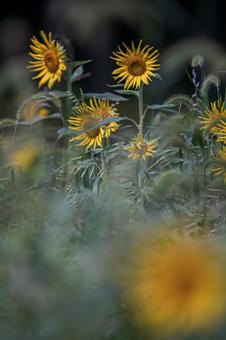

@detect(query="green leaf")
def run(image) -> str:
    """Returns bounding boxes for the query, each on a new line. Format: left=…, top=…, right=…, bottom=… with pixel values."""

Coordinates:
left=49, top=90, right=72, bottom=98
left=146, top=103, right=177, bottom=111
left=71, top=66, right=84, bottom=82
left=83, top=92, right=128, bottom=102
left=71, top=60, right=92, bottom=69
left=115, top=89, right=139, bottom=97
left=152, top=73, right=163, bottom=80
left=107, top=83, right=124, bottom=88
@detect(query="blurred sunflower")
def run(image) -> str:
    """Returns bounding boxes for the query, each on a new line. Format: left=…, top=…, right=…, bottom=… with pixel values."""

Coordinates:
left=86, top=97, right=120, bottom=138
left=111, top=40, right=160, bottom=90
left=199, top=101, right=226, bottom=135
left=124, top=236, right=226, bottom=335
left=9, top=143, right=41, bottom=172
left=212, top=147, right=226, bottom=182
left=68, top=103, right=105, bottom=150
left=28, top=31, right=67, bottom=89
left=18, top=100, right=50, bottom=122
left=125, top=133, right=157, bottom=160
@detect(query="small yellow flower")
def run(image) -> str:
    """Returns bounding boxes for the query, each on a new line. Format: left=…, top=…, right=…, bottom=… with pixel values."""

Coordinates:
left=124, top=235, right=226, bottom=335
left=28, top=31, right=67, bottom=89
left=68, top=102, right=105, bottom=150
left=19, top=100, right=50, bottom=122
left=9, top=143, right=41, bottom=172
left=111, top=40, right=160, bottom=90
left=212, top=147, right=226, bottom=182
left=125, top=133, right=157, bottom=160
left=199, top=101, right=226, bottom=135
left=87, top=97, right=120, bottom=138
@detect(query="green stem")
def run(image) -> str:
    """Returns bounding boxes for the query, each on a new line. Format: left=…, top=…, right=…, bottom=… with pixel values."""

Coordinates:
left=138, top=84, right=144, bottom=136
left=66, top=64, right=73, bottom=118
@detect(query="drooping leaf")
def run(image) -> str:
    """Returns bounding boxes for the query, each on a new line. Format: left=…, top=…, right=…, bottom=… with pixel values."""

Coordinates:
left=83, top=92, right=128, bottom=102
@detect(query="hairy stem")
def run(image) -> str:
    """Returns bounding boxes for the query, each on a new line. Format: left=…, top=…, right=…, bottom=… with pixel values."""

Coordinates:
left=138, top=84, right=144, bottom=136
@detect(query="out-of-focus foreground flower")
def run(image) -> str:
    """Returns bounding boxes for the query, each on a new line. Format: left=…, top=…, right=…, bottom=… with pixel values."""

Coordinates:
left=121, top=234, right=226, bottom=336
left=9, top=143, right=41, bottom=172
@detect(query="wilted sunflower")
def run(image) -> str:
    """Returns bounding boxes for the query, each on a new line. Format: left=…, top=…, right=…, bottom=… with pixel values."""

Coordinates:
left=18, top=99, right=50, bottom=122
left=9, top=143, right=41, bottom=172
left=86, top=97, right=120, bottom=138
left=28, top=31, right=67, bottom=89
left=212, top=147, right=226, bottom=182
left=111, top=40, right=160, bottom=90
left=199, top=101, right=226, bottom=135
left=125, top=133, right=157, bottom=160
left=124, top=236, right=226, bottom=335
left=68, top=103, right=105, bottom=150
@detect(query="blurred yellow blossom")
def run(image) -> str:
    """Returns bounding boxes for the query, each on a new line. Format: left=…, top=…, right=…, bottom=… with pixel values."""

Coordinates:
left=123, top=235, right=226, bottom=335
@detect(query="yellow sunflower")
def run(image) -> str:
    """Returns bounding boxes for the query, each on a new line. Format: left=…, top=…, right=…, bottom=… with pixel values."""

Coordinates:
left=86, top=97, right=120, bottom=138
left=212, top=147, right=226, bottom=182
left=9, top=143, right=41, bottom=172
left=124, top=235, right=226, bottom=335
left=68, top=103, right=105, bottom=150
left=18, top=99, right=50, bottom=122
left=125, top=133, right=157, bottom=160
left=199, top=101, right=226, bottom=135
left=111, top=40, right=160, bottom=90
left=28, top=31, right=67, bottom=89
left=215, top=120, right=226, bottom=143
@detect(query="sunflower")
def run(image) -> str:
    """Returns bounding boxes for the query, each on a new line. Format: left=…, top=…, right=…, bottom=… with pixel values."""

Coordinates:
left=125, top=133, right=157, bottom=160
left=28, top=31, right=67, bottom=89
left=9, top=143, right=41, bottom=172
left=68, top=103, right=105, bottom=150
left=199, top=101, right=226, bottom=135
left=86, top=97, right=120, bottom=138
left=215, top=120, right=226, bottom=143
left=212, top=147, right=226, bottom=182
left=124, top=235, right=226, bottom=335
left=18, top=99, right=50, bottom=122
left=111, top=40, right=160, bottom=90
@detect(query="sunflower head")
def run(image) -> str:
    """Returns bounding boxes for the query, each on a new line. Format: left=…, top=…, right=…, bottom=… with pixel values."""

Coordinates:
left=86, top=97, right=120, bottom=138
left=199, top=100, right=226, bottom=135
left=125, top=133, right=157, bottom=160
left=68, top=97, right=120, bottom=150
left=212, top=147, right=226, bottom=182
left=111, top=40, right=160, bottom=90
left=9, top=143, right=41, bottom=172
left=123, top=235, right=226, bottom=335
left=68, top=102, right=104, bottom=150
left=28, top=31, right=67, bottom=89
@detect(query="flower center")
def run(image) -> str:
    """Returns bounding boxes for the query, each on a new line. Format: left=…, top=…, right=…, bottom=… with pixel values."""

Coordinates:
left=128, top=57, right=146, bottom=76
left=84, top=118, right=100, bottom=138
left=44, top=50, right=59, bottom=73
left=175, top=277, right=195, bottom=298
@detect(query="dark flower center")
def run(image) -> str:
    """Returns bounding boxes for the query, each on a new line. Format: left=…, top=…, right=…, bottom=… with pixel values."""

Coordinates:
left=44, top=50, right=59, bottom=73
left=84, top=118, right=100, bottom=138
left=128, top=57, right=146, bottom=76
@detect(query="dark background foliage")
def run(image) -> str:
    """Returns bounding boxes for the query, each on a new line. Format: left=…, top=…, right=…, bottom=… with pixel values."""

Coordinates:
left=0, top=0, right=225, bottom=116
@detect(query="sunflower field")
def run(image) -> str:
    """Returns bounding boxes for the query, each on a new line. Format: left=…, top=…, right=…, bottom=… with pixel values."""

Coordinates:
left=1, top=15, right=226, bottom=340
